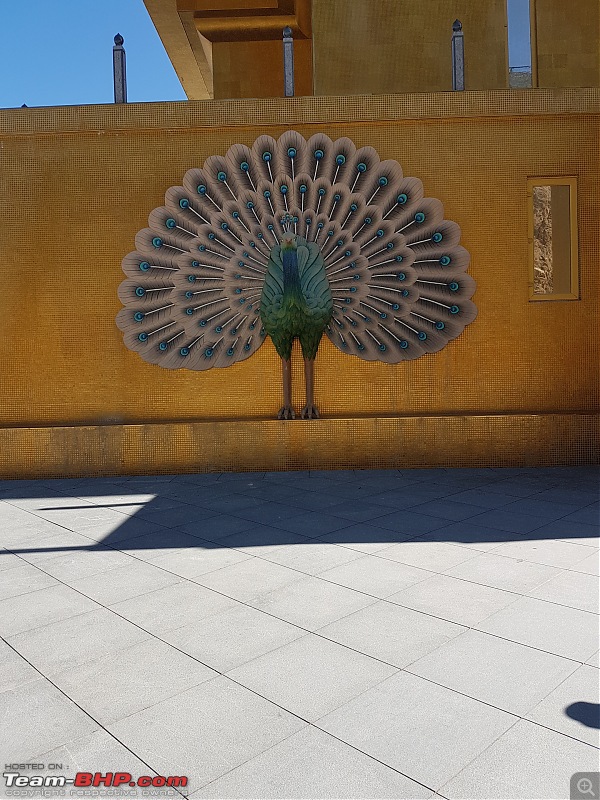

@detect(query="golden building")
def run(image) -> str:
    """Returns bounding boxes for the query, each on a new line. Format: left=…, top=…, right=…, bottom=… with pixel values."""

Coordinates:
left=0, top=0, right=597, bottom=477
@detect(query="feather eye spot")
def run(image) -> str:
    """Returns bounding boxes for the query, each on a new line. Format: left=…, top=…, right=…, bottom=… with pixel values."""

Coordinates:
left=415, top=212, right=426, bottom=224
left=215, top=326, right=223, bottom=333
left=433, top=232, right=443, bottom=243
left=386, top=243, right=395, bottom=250
left=188, top=275, right=196, bottom=283
left=314, top=149, right=324, bottom=160
left=440, top=256, right=451, bottom=266
left=239, top=298, right=246, bottom=304
left=376, top=229, right=384, bottom=237
left=336, top=154, right=346, bottom=165
left=159, top=342, right=168, bottom=351
left=350, top=286, right=357, bottom=293
left=185, top=308, right=194, bottom=316
left=199, top=320, right=207, bottom=327
left=197, top=185, right=207, bottom=195
left=305, top=217, right=312, bottom=225
left=217, top=171, right=227, bottom=182
left=135, top=287, right=146, bottom=297
left=244, top=343, right=251, bottom=351
left=246, top=201, right=255, bottom=209
left=227, top=348, right=234, bottom=356
left=392, top=303, right=400, bottom=310
left=300, top=185, right=307, bottom=194
left=287, top=147, right=297, bottom=158
left=134, top=312, right=144, bottom=322
left=152, top=237, right=162, bottom=248
left=138, top=332, right=148, bottom=342
left=353, top=274, right=361, bottom=281
left=180, top=347, right=190, bottom=356
left=364, top=216, right=372, bottom=225
left=185, top=291, right=193, bottom=299
left=192, top=260, right=200, bottom=267
left=232, top=211, right=240, bottom=219
left=198, top=244, right=206, bottom=251
left=397, top=272, right=406, bottom=280
left=264, top=190, right=271, bottom=199
left=249, top=322, right=255, bottom=330
left=280, top=185, right=288, bottom=194
left=378, top=176, right=389, bottom=186
left=379, top=344, right=387, bottom=352
left=262, top=151, right=272, bottom=162
left=380, top=312, right=387, bottom=319
left=235, top=288, right=242, bottom=295
left=397, top=193, right=408, bottom=205
left=450, top=305, right=460, bottom=314
left=240, top=161, right=249, bottom=172
left=436, top=321, right=445, bottom=330
left=357, top=163, right=367, bottom=173
left=165, top=218, right=176, bottom=229
left=400, top=340, right=409, bottom=349
left=179, top=198, right=190, bottom=209
left=235, top=273, right=242, bottom=279
left=401, top=290, right=409, bottom=298
left=418, top=332, right=427, bottom=340
left=139, top=261, right=150, bottom=271
left=208, top=233, right=216, bottom=240
left=318, top=188, right=326, bottom=197
left=449, top=282, right=459, bottom=292
left=350, top=203, right=358, bottom=212
left=221, top=222, right=229, bottom=231
left=205, top=348, right=214, bottom=357
left=395, top=255, right=403, bottom=262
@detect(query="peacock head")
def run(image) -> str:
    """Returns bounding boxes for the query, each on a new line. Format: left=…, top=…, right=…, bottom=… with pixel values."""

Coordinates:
left=280, top=232, right=298, bottom=251
left=280, top=214, right=297, bottom=250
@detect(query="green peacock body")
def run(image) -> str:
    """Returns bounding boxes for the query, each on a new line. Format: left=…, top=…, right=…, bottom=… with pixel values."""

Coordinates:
left=117, top=131, right=477, bottom=417
left=260, top=234, right=333, bottom=362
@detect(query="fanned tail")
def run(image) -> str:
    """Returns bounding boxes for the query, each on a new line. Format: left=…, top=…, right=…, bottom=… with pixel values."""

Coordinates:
left=118, top=132, right=476, bottom=370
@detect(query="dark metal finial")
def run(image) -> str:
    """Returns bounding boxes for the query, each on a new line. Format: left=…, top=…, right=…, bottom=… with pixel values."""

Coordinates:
left=452, top=20, right=462, bottom=32
left=114, top=33, right=124, bottom=46
left=283, top=26, right=292, bottom=39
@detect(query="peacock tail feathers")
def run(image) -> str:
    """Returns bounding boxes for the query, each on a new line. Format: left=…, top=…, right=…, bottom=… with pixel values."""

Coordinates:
left=117, top=131, right=477, bottom=369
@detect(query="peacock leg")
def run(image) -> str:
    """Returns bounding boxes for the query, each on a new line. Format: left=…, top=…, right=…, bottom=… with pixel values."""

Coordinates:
left=301, top=358, right=319, bottom=419
left=278, top=358, right=295, bottom=420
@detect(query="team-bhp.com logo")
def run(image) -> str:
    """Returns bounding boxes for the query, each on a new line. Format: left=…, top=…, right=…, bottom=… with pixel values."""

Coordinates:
left=3, top=771, right=188, bottom=790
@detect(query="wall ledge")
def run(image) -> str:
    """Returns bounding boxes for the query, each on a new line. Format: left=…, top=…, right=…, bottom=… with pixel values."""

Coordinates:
left=0, top=413, right=597, bottom=479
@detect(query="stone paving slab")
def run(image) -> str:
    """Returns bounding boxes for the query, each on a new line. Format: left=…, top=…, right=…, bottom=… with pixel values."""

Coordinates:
left=0, top=466, right=598, bottom=799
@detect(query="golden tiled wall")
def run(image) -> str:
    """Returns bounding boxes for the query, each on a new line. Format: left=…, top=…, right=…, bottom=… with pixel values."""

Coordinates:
left=533, top=0, right=600, bottom=89
left=312, top=0, right=508, bottom=94
left=0, top=91, right=598, bottom=476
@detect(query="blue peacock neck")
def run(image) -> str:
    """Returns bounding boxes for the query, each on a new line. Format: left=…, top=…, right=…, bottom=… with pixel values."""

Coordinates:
left=282, top=245, right=302, bottom=298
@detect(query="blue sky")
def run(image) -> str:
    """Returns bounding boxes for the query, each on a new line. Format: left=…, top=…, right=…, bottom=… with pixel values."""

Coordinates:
left=0, top=0, right=186, bottom=108
left=0, top=0, right=531, bottom=108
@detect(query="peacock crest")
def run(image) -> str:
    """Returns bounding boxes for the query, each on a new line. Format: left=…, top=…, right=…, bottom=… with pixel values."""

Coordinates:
left=117, top=132, right=477, bottom=418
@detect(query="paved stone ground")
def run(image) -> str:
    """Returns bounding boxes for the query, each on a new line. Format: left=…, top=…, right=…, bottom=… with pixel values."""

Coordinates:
left=0, top=466, right=598, bottom=800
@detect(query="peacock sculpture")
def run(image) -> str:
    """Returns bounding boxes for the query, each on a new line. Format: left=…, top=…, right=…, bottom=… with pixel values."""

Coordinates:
left=117, top=132, right=477, bottom=418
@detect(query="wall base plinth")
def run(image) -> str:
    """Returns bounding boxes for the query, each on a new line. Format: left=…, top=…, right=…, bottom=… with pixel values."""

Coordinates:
left=0, top=414, right=597, bottom=480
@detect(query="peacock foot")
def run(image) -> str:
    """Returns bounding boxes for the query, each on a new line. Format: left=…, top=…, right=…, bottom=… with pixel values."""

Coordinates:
left=278, top=405, right=296, bottom=420
left=301, top=404, right=320, bottom=419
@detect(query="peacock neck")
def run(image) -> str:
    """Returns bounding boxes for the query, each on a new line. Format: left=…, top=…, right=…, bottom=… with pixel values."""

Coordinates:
left=282, top=247, right=302, bottom=298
